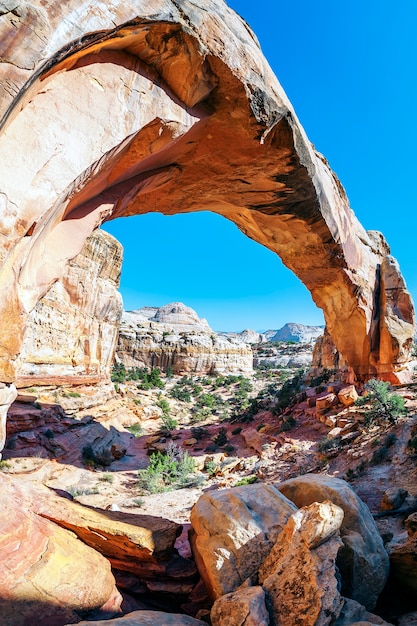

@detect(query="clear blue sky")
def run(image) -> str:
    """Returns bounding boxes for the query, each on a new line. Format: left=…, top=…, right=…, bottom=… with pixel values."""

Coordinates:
left=103, top=0, right=416, bottom=332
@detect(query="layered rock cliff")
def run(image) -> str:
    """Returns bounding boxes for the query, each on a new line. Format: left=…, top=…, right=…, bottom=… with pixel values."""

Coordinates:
left=17, top=229, right=123, bottom=387
left=117, top=303, right=253, bottom=375
left=0, top=0, right=414, bottom=420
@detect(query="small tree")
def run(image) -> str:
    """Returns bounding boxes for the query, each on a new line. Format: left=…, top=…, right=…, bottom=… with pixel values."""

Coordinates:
left=355, top=379, right=407, bottom=427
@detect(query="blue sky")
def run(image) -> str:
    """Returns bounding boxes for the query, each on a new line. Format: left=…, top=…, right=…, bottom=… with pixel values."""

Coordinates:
left=103, top=0, right=416, bottom=332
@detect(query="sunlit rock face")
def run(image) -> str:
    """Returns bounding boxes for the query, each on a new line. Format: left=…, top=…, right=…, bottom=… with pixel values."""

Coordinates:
left=117, top=304, right=253, bottom=375
left=0, top=0, right=414, bottom=396
left=17, top=230, right=123, bottom=386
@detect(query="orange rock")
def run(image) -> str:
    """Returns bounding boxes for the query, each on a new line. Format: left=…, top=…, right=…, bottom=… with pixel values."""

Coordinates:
left=0, top=476, right=122, bottom=625
left=338, top=385, right=359, bottom=406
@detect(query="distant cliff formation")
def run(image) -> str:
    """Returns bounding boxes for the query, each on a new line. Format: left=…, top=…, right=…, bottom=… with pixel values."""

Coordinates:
left=116, top=303, right=253, bottom=375
left=17, top=230, right=123, bottom=387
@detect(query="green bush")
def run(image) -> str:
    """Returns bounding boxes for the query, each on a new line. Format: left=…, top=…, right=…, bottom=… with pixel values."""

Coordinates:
left=137, top=444, right=196, bottom=493
left=355, top=379, right=407, bottom=427
left=127, top=423, right=144, bottom=438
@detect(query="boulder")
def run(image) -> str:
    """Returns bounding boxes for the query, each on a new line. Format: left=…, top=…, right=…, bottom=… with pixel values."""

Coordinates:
left=258, top=501, right=344, bottom=626
left=381, top=488, right=409, bottom=511
left=316, top=393, right=338, bottom=411
left=70, top=611, right=207, bottom=625
left=334, top=598, right=393, bottom=625
left=389, top=512, right=417, bottom=593
left=0, top=476, right=122, bottom=626
left=278, top=474, right=389, bottom=610
left=338, top=385, right=359, bottom=406
left=189, top=484, right=297, bottom=599
left=211, top=586, right=269, bottom=626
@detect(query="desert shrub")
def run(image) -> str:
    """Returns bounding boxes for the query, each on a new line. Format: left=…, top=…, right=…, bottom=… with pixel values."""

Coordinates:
left=82, top=445, right=96, bottom=464
left=190, top=426, right=208, bottom=440
left=43, top=429, right=55, bottom=439
left=111, top=363, right=127, bottom=383
left=214, top=427, right=228, bottom=446
left=223, top=444, right=236, bottom=454
left=355, top=379, right=407, bottom=427
left=280, top=416, right=296, bottom=432
left=157, top=398, right=171, bottom=415
left=137, top=444, right=196, bottom=493
left=308, top=369, right=335, bottom=388
left=127, top=423, right=144, bottom=438
left=169, top=386, right=191, bottom=402
left=232, top=427, right=242, bottom=435
left=160, top=414, right=178, bottom=432
left=0, top=460, right=11, bottom=471
left=234, top=475, right=258, bottom=487
left=204, top=458, right=218, bottom=476
left=371, top=446, right=389, bottom=465
left=384, top=432, right=397, bottom=448
left=99, top=473, right=114, bottom=483
left=273, top=368, right=306, bottom=413
left=317, top=436, right=342, bottom=453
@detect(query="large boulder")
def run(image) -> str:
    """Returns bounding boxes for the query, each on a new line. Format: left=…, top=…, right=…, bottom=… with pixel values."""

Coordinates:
left=189, top=484, right=297, bottom=599
left=278, top=474, right=390, bottom=610
left=389, top=512, right=417, bottom=593
left=258, top=501, right=344, bottom=626
left=0, top=476, right=122, bottom=625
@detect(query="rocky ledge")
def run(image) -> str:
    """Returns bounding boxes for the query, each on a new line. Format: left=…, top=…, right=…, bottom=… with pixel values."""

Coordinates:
left=116, top=303, right=253, bottom=376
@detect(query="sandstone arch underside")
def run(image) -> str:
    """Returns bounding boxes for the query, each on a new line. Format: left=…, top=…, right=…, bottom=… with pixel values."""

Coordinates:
left=0, top=0, right=414, bottom=401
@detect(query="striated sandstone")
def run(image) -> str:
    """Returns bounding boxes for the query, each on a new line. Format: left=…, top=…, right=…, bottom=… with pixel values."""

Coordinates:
left=0, top=0, right=414, bottom=414
left=17, top=229, right=123, bottom=386
left=0, top=475, right=122, bottom=625
left=189, top=484, right=297, bottom=599
left=117, top=303, right=253, bottom=375
left=278, top=474, right=390, bottom=610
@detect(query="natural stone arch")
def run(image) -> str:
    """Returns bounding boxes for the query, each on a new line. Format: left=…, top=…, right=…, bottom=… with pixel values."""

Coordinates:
left=0, top=0, right=414, bottom=404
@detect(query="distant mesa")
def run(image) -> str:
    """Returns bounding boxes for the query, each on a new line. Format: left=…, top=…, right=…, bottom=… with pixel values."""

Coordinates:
left=265, top=323, right=324, bottom=344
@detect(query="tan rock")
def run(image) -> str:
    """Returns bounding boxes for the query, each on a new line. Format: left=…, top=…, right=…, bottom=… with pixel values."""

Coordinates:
left=278, top=474, right=389, bottom=610
left=380, top=487, right=408, bottom=511
left=0, top=383, right=17, bottom=456
left=316, top=393, right=338, bottom=411
left=71, top=611, right=207, bottom=625
left=211, top=586, right=269, bottom=626
left=258, top=502, right=344, bottom=626
left=338, top=385, right=359, bottom=406
left=190, top=484, right=297, bottom=599
left=0, top=476, right=122, bottom=625
left=34, top=486, right=181, bottom=565
left=17, top=229, right=123, bottom=386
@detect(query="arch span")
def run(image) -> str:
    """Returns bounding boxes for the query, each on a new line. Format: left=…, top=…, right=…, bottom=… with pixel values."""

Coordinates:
left=0, top=0, right=414, bottom=403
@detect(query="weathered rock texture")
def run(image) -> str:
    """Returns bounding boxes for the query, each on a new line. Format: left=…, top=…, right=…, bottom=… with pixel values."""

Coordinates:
left=72, top=611, right=207, bottom=626
left=17, top=229, right=123, bottom=387
left=266, top=323, right=324, bottom=344
left=0, top=0, right=414, bottom=413
left=0, top=475, right=122, bottom=625
left=210, top=586, right=270, bottom=626
left=258, top=501, right=345, bottom=626
left=117, top=303, right=253, bottom=375
left=278, top=474, right=390, bottom=610
left=189, top=484, right=297, bottom=599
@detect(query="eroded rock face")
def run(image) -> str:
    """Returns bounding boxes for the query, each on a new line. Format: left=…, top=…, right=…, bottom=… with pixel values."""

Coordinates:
left=258, top=501, right=345, bottom=626
left=117, top=303, right=253, bottom=375
left=0, top=475, right=122, bottom=625
left=278, top=474, right=390, bottom=610
left=71, top=611, right=207, bottom=626
left=0, top=1, right=414, bottom=415
left=18, top=229, right=123, bottom=387
left=189, top=484, right=297, bottom=599
left=210, top=586, right=270, bottom=626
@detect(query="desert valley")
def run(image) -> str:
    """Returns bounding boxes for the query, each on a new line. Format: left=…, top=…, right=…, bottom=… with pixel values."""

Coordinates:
left=0, top=1, right=416, bottom=626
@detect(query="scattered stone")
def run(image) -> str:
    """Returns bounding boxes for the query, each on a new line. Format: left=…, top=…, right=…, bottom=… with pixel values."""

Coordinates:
left=381, top=488, right=409, bottom=511
left=70, top=610, right=207, bottom=625
left=338, top=385, right=359, bottom=407
left=334, top=598, right=393, bottom=625
left=211, top=586, right=269, bottom=626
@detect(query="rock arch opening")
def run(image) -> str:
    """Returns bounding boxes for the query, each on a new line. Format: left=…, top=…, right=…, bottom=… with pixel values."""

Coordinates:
left=0, top=1, right=414, bottom=416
